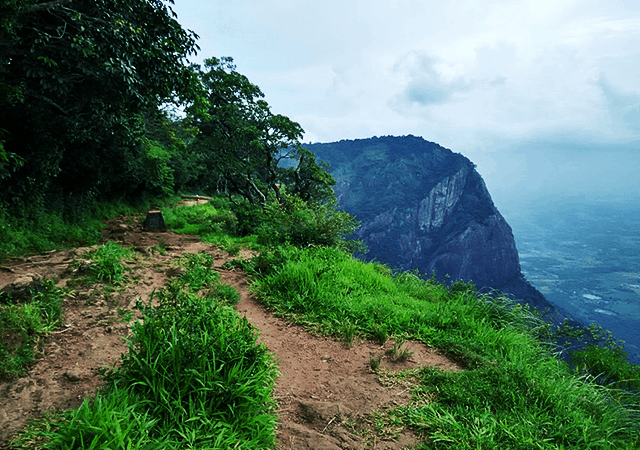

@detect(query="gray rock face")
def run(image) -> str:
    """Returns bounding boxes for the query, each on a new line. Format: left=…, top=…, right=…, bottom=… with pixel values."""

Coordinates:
left=306, top=136, right=531, bottom=292
left=417, top=167, right=468, bottom=232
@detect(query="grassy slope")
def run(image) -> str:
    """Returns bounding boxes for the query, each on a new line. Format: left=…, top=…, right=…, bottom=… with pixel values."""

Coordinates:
left=5, top=198, right=640, bottom=449
left=254, top=246, right=640, bottom=449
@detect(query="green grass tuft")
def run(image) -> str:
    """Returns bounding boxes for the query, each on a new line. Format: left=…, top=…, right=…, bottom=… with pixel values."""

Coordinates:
left=14, top=252, right=277, bottom=449
left=0, top=279, right=65, bottom=379
left=79, top=241, right=134, bottom=284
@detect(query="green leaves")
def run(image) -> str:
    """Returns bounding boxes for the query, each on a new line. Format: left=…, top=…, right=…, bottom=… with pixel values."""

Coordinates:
left=0, top=0, right=204, bottom=209
left=188, top=57, right=336, bottom=209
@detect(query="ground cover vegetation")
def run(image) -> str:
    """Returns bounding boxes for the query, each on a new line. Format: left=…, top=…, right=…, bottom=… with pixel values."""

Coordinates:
left=2, top=1, right=640, bottom=448
left=0, top=238, right=137, bottom=381
left=0, top=278, right=65, bottom=379
left=8, top=199, right=639, bottom=449
left=10, top=244, right=277, bottom=449
left=251, top=245, right=640, bottom=449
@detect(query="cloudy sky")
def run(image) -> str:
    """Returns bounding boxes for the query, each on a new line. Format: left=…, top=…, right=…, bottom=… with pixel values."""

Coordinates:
left=171, top=0, right=640, bottom=207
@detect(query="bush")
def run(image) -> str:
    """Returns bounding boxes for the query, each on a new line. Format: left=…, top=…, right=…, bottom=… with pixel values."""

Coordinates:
left=232, top=194, right=364, bottom=252
left=163, top=202, right=238, bottom=235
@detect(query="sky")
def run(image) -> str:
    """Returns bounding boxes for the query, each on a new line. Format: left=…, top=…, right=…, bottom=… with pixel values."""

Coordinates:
left=170, top=0, right=640, bottom=208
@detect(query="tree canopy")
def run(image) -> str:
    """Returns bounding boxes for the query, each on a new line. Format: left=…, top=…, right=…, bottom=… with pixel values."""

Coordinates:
left=0, top=0, right=343, bottom=242
left=187, top=57, right=335, bottom=206
left=0, top=0, right=203, bottom=212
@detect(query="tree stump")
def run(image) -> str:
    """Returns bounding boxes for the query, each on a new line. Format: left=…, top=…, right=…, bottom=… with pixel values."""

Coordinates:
left=142, top=210, right=166, bottom=232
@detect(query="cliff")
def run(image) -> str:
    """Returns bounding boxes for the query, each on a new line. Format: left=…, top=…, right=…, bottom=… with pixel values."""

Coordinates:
left=305, top=135, right=549, bottom=309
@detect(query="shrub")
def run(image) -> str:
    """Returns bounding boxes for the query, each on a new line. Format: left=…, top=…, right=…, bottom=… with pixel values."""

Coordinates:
left=233, top=194, right=363, bottom=252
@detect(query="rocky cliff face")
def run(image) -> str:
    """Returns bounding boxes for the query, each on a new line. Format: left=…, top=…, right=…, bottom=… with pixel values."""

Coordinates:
left=306, top=135, right=548, bottom=308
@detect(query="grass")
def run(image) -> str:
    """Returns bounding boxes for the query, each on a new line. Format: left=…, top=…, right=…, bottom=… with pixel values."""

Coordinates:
left=0, top=278, right=66, bottom=379
left=0, top=209, right=102, bottom=260
left=11, top=251, right=276, bottom=449
left=252, top=245, right=640, bottom=449
left=5, top=194, right=640, bottom=449
left=370, top=354, right=383, bottom=371
left=0, top=197, right=160, bottom=262
left=162, top=200, right=259, bottom=255
left=81, top=241, right=135, bottom=284
left=386, top=339, right=414, bottom=362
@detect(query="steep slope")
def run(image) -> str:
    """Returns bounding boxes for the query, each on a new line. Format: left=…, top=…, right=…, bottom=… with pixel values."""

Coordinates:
left=306, top=135, right=548, bottom=308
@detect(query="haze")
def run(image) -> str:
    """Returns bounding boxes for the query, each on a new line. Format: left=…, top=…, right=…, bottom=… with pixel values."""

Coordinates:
left=171, top=0, right=640, bottom=209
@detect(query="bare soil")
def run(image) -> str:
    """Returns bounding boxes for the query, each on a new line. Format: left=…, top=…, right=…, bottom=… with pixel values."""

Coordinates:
left=0, top=204, right=462, bottom=449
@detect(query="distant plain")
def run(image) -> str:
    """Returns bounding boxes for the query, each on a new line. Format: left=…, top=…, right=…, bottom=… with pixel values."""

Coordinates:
left=503, top=199, right=640, bottom=363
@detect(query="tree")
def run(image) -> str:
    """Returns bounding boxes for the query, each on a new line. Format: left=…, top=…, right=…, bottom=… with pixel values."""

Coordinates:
left=0, top=0, right=204, bottom=212
left=190, top=57, right=334, bottom=206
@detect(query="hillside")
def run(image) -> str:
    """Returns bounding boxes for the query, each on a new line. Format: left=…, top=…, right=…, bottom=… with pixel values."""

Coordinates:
left=1, top=198, right=638, bottom=449
left=1, top=4, right=639, bottom=447
left=305, top=136, right=549, bottom=309
left=1, top=204, right=459, bottom=449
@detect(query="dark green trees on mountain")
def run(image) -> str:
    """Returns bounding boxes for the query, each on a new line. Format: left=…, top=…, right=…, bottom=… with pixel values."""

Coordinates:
left=187, top=57, right=335, bottom=206
left=0, top=0, right=353, bottom=252
left=0, top=0, right=202, bottom=212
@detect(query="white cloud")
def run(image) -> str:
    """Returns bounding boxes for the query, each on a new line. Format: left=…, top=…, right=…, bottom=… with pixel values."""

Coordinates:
left=171, top=0, right=640, bottom=197
left=597, top=76, right=640, bottom=134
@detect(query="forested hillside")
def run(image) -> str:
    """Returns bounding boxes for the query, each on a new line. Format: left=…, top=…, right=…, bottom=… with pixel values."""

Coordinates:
left=1, top=0, right=341, bottom=259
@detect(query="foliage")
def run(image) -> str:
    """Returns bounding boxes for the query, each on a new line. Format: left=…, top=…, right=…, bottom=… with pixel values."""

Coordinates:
left=187, top=57, right=336, bottom=206
left=569, top=344, right=640, bottom=390
left=0, top=278, right=65, bottom=379
left=80, top=241, right=134, bottom=284
left=163, top=193, right=362, bottom=255
left=0, top=0, right=204, bottom=211
left=251, top=194, right=364, bottom=252
left=0, top=207, right=102, bottom=260
left=178, top=252, right=219, bottom=291
left=6, top=196, right=640, bottom=449
left=139, top=139, right=176, bottom=197
left=163, top=200, right=238, bottom=236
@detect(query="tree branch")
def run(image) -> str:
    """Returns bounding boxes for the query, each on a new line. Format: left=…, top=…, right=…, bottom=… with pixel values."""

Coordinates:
left=33, top=94, right=70, bottom=114
left=21, top=0, right=72, bottom=13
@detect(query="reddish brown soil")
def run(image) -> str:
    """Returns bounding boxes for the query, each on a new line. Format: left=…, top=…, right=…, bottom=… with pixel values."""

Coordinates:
left=0, top=205, right=462, bottom=449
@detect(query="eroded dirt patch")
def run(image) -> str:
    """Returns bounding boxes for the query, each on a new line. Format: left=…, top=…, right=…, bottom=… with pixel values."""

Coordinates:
left=0, top=213, right=213, bottom=444
left=226, top=269, right=463, bottom=449
left=1, top=208, right=463, bottom=449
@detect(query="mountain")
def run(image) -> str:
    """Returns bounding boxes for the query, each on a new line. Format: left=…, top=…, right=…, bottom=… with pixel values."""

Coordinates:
left=305, top=135, right=550, bottom=310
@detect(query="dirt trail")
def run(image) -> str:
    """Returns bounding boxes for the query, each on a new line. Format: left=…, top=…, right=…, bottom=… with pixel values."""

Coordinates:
left=1, top=207, right=462, bottom=449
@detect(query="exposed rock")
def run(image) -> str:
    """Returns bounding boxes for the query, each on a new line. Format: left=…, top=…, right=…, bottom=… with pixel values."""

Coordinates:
left=298, top=399, right=346, bottom=425
left=11, top=273, right=39, bottom=286
left=278, top=422, right=344, bottom=450
left=307, top=135, right=550, bottom=307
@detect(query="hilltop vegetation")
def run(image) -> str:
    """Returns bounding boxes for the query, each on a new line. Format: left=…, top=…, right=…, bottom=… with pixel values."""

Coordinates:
left=3, top=197, right=640, bottom=449
left=2, top=1, right=640, bottom=448
left=1, top=0, right=335, bottom=259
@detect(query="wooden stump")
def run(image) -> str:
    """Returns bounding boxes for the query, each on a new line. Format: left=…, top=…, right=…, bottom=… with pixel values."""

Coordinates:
left=142, top=210, right=166, bottom=232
